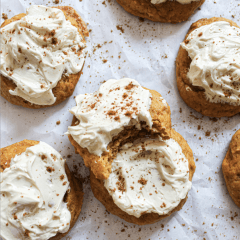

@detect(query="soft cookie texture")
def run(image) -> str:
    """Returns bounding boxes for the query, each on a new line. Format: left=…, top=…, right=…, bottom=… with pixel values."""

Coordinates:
left=0, top=140, right=84, bottom=240
left=68, top=87, right=171, bottom=180
left=0, top=6, right=88, bottom=109
left=176, top=17, right=240, bottom=117
left=90, top=129, right=195, bottom=225
left=222, top=130, right=240, bottom=208
left=115, top=0, right=205, bottom=23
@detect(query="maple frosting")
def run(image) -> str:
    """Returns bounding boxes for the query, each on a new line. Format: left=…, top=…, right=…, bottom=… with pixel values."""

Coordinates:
left=181, top=21, right=240, bottom=106
left=0, top=142, right=71, bottom=240
left=0, top=5, right=87, bottom=105
left=67, top=78, right=153, bottom=156
left=104, top=137, right=192, bottom=218
left=151, top=0, right=200, bottom=4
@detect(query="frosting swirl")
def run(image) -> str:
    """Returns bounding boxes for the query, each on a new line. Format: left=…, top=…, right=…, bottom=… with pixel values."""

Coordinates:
left=0, top=5, right=87, bottom=105
left=181, top=21, right=240, bottom=106
left=151, top=0, right=200, bottom=4
left=104, top=137, right=192, bottom=218
left=0, top=142, right=71, bottom=240
left=67, top=78, right=153, bottom=156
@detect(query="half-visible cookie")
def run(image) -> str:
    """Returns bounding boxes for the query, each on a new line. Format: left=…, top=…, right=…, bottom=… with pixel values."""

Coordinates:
left=115, top=0, right=205, bottom=23
left=0, top=140, right=83, bottom=240
left=67, top=78, right=171, bottom=180
left=176, top=17, right=240, bottom=117
left=0, top=5, right=88, bottom=109
left=90, top=129, right=195, bottom=225
left=222, top=130, right=240, bottom=208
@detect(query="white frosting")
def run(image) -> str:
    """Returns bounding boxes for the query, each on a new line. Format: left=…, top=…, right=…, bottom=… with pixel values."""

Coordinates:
left=67, top=78, right=153, bottom=156
left=181, top=21, right=240, bottom=106
left=0, top=5, right=87, bottom=105
left=0, top=142, right=71, bottom=240
left=104, top=137, right=192, bottom=218
left=151, top=0, right=200, bottom=5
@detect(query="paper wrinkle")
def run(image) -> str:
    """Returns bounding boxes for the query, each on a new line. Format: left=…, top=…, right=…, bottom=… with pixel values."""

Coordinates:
left=1, top=0, right=240, bottom=240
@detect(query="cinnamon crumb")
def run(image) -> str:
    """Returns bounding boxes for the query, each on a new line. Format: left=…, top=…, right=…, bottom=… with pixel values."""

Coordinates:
left=122, top=93, right=128, bottom=99
left=160, top=202, right=166, bottom=208
left=138, top=178, right=147, bottom=185
left=107, top=110, right=116, bottom=116
left=51, top=37, right=58, bottom=45
left=125, top=82, right=135, bottom=90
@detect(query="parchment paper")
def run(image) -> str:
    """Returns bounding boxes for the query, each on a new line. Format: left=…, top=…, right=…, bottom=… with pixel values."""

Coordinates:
left=1, top=0, right=240, bottom=239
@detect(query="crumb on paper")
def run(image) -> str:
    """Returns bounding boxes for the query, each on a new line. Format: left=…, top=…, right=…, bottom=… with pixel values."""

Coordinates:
left=116, top=25, right=124, bottom=33
left=2, top=13, right=8, bottom=20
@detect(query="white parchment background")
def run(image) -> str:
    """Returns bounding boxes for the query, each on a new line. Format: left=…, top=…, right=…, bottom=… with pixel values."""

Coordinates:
left=1, top=0, right=240, bottom=239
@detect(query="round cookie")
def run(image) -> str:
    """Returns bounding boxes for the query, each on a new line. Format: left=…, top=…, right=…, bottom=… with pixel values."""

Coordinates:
left=0, top=6, right=89, bottom=109
left=176, top=17, right=240, bottom=117
left=115, top=0, right=205, bottom=23
left=0, top=140, right=84, bottom=240
left=90, top=129, right=195, bottom=225
left=222, top=130, right=240, bottom=208
left=68, top=86, right=171, bottom=180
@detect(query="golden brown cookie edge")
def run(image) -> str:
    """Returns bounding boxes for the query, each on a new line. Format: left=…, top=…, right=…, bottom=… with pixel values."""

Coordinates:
left=222, top=130, right=240, bottom=208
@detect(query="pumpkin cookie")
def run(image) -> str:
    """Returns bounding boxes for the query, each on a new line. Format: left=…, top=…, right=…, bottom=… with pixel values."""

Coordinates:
left=115, top=0, right=205, bottom=23
left=90, top=129, right=195, bottom=225
left=222, top=130, right=240, bottom=208
left=67, top=78, right=171, bottom=180
left=0, top=140, right=83, bottom=240
left=0, top=5, right=88, bottom=109
left=176, top=17, right=240, bottom=117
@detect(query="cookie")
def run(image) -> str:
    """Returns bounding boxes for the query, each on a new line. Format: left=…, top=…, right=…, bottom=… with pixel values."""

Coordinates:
left=222, top=130, right=240, bottom=208
left=0, top=6, right=88, bottom=109
left=67, top=78, right=171, bottom=180
left=176, top=17, right=240, bottom=117
left=115, top=0, right=205, bottom=23
left=0, top=140, right=83, bottom=240
left=90, top=129, right=195, bottom=225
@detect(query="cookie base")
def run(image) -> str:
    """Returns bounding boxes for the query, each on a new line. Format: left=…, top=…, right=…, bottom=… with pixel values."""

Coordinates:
left=0, top=6, right=88, bottom=109
left=0, top=140, right=84, bottom=240
left=222, top=130, right=240, bottom=208
left=176, top=17, right=240, bottom=117
left=68, top=88, right=172, bottom=180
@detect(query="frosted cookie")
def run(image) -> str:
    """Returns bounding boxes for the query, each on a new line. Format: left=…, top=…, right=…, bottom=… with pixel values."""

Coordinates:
left=0, top=140, right=83, bottom=240
left=115, top=0, right=205, bottom=23
left=222, top=130, right=240, bottom=208
left=0, top=5, right=88, bottom=109
left=176, top=18, right=240, bottom=117
left=67, top=78, right=171, bottom=180
left=90, top=129, right=195, bottom=225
